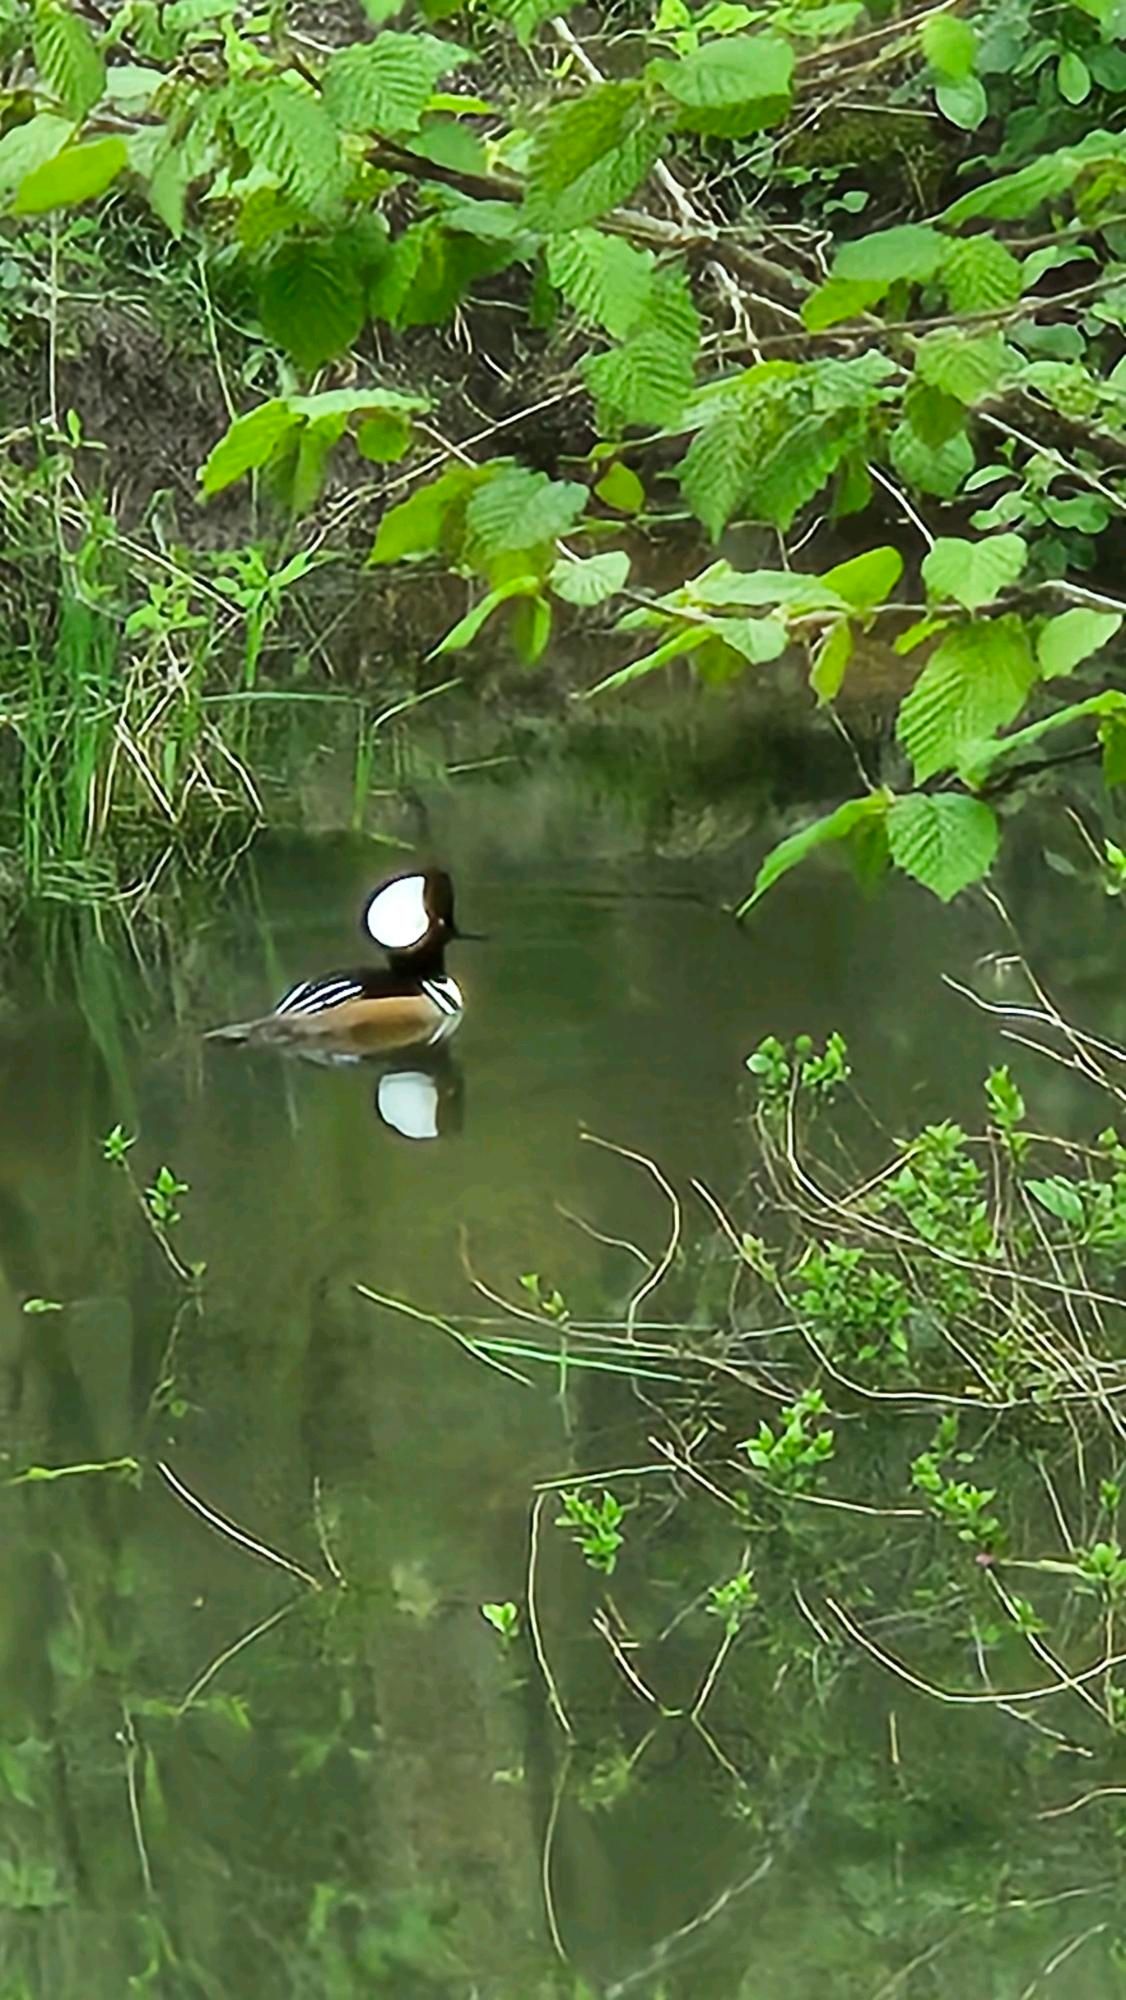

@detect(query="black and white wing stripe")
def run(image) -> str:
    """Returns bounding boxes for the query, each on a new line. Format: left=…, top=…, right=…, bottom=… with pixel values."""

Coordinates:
left=273, top=975, right=367, bottom=1020
left=420, top=976, right=463, bottom=1017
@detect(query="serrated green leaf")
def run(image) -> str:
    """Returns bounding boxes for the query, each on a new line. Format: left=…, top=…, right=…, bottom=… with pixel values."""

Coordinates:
left=935, top=74, right=988, bottom=129
left=369, top=466, right=481, bottom=564
left=198, top=400, right=298, bottom=495
left=651, top=35, right=792, bottom=136
left=888, top=419, right=974, bottom=498
left=257, top=236, right=367, bottom=371
left=550, top=550, right=631, bottom=605
left=12, top=135, right=127, bottom=212
left=738, top=794, right=890, bottom=912
left=922, top=12, right=975, bottom=80
left=940, top=235, right=1023, bottom=312
left=915, top=329, right=1007, bottom=405
left=34, top=1, right=105, bottom=119
left=1037, top=607, right=1123, bottom=677
left=834, top=224, right=946, bottom=286
left=887, top=793, right=998, bottom=900
left=463, top=464, right=587, bottom=562
left=810, top=619, right=853, bottom=702
left=820, top=546, right=902, bottom=611
left=226, top=77, right=346, bottom=221
left=323, top=33, right=468, bottom=137
left=897, top=615, right=1038, bottom=782
left=525, top=82, right=667, bottom=233
left=594, top=461, right=644, bottom=513
left=545, top=228, right=654, bottom=337
left=922, top=535, right=1027, bottom=611
left=585, top=327, right=696, bottom=429
left=801, top=276, right=884, bottom=331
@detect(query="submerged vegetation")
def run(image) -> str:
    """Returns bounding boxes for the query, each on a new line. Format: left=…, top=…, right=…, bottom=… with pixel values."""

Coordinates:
left=0, top=0, right=1122, bottom=901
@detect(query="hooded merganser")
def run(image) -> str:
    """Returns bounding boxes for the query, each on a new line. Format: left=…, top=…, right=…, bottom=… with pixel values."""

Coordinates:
left=205, top=868, right=470, bottom=1055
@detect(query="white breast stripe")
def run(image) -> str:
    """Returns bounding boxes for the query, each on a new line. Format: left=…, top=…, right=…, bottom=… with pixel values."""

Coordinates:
left=274, top=977, right=365, bottom=1019
left=421, top=976, right=463, bottom=1017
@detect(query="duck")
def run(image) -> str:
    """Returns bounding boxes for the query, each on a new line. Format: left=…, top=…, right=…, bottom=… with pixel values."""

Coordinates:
left=205, top=868, right=473, bottom=1056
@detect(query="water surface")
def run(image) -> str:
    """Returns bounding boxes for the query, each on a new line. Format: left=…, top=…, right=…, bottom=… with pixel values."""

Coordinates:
left=0, top=734, right=1123, bottom=1999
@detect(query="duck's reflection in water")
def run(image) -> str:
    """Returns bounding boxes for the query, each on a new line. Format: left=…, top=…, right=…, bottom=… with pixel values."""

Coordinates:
left=374, top=1050, right=464, bottom=1141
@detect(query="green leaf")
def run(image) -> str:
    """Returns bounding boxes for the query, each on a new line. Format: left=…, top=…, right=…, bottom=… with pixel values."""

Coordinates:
left=801, top=277, right=884, bottom=332
left=1102, top=716, right=1126, bottom=788
left=584, top=624, right=711, bottom=696
left=887, top=793, right=999, bottom=900
left=833, top=224, right=946, bottom=287
left=0, top=114, right=72, bottom=200
left=1037, top=608, right=1122, bottom=676
left=368, top=218, right=510, bottom=329
left=350, top=412, right=407, bottom=463
left=12, top=135, right=127, bottom=212
left=257, top=236, right=366, bottom=371
left=545, top=229, right=654, bottom=337
left=34, top=1, right=105, bottom=119
left=921, top=535, right=1027, bottom=611
left=915, top=329, right=1007, bottom=406
left=147, top=135, right=188, bottom=236
left=267, top=414, right=346, bottom=514
left=585, top=327, right=696, bottom=429
left=369, top=466, right=481, bottom=563
left=652, top=35, right=793, bottom=136
left=1026, top=1177, right=1085, bottom=1227
left=595, top=462, right=644, bottom=513
left=935, top=75, right=988, bottom=129
left=888, top=419, right=974, bottom=499
left=958, top=689, right=1126, bottom=788
left=896, top=615, right=1038, bottom=782
left=713, top=615, right=788, bottom=663
left=940, top=236, right=1023, bottom=312
left=525, top=82, right=667, bottom=233
left=550, top=550, right=631, bottom=605
left=510, top=593, right=553, bottom=664
left=198, top=400, right=297, bottom=494
left=226, top=77, right=346, bottom=220
left=942, top=151, right=1082, bottom=226
left=820, top=546, right=902, bottom=611
left=323, top=33, right=468, bottom=137
left=433, top=575, right=540, bottom=654
left=810, top=619, right=853, bottom=702
left=463, top=464, right=587, bottom=561
left=1057, top=51, right=1090, bottom=105
left=922, top=12, right=975, bottom=80
left=738, top=794, right=890, bottom=912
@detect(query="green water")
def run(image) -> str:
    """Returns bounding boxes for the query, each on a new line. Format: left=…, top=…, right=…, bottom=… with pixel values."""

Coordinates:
left=0, top=742, right=1124, bottom=1999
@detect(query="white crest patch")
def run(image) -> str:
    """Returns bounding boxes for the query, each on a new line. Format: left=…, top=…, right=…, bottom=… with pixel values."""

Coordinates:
left=377, top=1070, right=440, bottom=1141
left=365, top=874, right=430, bottom=951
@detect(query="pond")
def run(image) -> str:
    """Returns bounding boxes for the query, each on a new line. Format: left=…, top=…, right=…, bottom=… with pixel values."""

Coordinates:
left=0, top=708, right=1124, bottom=1999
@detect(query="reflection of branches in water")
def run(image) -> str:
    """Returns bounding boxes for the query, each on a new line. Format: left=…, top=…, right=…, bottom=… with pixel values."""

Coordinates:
left=604, top=1849, right=776, bottom=1999
left=156, top=1459, right=323, bottom=1591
